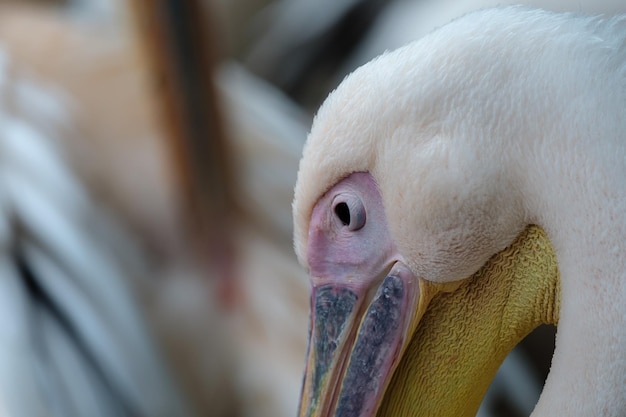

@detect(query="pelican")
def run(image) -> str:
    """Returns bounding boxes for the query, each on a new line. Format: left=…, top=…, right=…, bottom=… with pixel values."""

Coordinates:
left=293, top=7, right=626, bottom=417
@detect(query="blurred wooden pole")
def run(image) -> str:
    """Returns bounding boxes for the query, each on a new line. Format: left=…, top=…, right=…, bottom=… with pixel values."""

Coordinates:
left=130, top=0, right=237, bottom=306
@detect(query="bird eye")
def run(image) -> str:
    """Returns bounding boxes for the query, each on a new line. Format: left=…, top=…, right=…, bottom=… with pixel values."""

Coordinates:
left=332, top=195, right=366, bottom=231
left=334, top=202, right=351, bottom=226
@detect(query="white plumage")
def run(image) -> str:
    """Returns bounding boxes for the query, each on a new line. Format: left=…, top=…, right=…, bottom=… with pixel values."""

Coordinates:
left=293, top=7, right=626, bottom=416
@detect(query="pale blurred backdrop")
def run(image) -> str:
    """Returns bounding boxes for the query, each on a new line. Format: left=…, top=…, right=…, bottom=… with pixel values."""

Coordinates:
left=0, top=1, right=623, bottom=417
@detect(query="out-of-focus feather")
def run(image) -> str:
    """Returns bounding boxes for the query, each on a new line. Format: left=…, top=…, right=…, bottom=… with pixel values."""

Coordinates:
left=0, top=4, right=179, bottom=255
left=217, top=61, right=310, bottom=417
left=219, top=62, right=309, bottom=248
left=0, top=4, right=312, bottom=417
left=0, top=48, right=194, bottom=416
left=244, top=0, right=389, bottom=107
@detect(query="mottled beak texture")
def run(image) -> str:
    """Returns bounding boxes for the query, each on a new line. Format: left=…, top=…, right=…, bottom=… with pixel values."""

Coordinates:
left=299, top=264, right=438, bottom=417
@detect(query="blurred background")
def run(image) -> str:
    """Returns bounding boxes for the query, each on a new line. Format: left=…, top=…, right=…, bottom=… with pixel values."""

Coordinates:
left=0, top=1, right=623, bottom=416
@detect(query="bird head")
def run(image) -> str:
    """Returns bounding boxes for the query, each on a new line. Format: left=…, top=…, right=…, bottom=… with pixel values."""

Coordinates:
left=293, top=8, right=562, bottom=417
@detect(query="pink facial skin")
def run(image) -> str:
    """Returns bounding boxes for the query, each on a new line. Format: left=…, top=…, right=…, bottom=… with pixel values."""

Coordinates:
left=299, top=173, right=420, bottom=417
left=307, top=172, right=400, bottom=291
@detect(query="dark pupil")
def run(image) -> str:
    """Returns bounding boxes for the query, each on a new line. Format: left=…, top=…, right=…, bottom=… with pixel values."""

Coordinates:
left=334, top=202, right=350, bottom=226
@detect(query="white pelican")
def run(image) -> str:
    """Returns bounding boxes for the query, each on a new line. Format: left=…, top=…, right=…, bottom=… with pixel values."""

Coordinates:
left=293, top=7, right=626, bottom=417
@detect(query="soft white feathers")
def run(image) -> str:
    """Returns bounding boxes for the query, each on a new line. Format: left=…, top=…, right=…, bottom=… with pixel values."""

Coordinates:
left=294, top=7, right=626, bottom=271
left=293, top=7, right=626, bottom=415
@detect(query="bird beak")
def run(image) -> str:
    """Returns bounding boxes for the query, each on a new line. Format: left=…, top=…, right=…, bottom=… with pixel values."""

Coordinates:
left=298, top=225, right=560, bottom=417
left=298, top=261, right=442, bottom=417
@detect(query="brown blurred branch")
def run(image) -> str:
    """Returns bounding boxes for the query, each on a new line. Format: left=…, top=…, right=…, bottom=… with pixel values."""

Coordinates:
left=130, top=0, right=237, bottom=300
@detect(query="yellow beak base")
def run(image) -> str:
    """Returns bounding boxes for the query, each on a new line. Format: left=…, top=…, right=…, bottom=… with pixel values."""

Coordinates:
left=377, top=225, right=560, bottom=417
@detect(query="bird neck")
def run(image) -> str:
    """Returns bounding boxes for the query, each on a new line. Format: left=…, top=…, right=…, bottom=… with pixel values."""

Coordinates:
left=521, top=133, right=626, bottom=415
